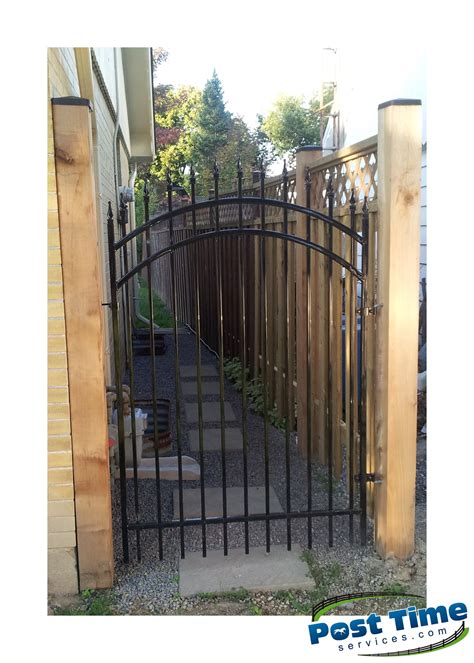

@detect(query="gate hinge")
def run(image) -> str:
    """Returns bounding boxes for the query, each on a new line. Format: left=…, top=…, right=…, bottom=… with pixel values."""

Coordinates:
left=355, top=472, right=382, bottom=484
left=357, top=303, right=383, bottom=317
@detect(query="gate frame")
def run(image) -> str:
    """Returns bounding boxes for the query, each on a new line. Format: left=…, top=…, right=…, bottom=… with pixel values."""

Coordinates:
left=108, top=163, right=369, bottom=563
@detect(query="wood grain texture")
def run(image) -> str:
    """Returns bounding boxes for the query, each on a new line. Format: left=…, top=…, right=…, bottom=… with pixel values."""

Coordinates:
left=52, top=99, right=114, bottom=588
left=374, top=102, right=422, bottom=559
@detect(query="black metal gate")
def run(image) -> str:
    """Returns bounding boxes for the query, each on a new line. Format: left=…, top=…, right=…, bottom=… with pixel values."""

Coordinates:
left=107, top=162, right=369, bottom=563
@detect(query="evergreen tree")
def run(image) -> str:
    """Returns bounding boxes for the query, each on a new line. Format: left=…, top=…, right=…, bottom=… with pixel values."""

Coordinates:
left=193, top=70, right=232, bottom=193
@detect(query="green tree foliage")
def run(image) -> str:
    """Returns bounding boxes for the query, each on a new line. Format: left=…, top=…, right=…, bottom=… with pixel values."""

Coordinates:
left=209, top=116, right=258, bottom=193
left=194, top=70, right=231, bottom=159
left=261, top=89, right=333, bottom=165
left=253, top=113, right=278, bottom=170
left=193, top=70, right=233, bottom=193
left=150, top=83, right=202, bottom=186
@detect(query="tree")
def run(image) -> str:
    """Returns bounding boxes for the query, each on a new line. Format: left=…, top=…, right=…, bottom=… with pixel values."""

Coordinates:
left=193, top=70, right=232, bottom=193
left=152, top=47, right=168, bottom=72
left=150, top=84, right=202, bottom=186
left=215, top=116, right=258, bottom=192
left=261, top=90, right=333, bottom=165
left=253, top=113, right=277, bottom=170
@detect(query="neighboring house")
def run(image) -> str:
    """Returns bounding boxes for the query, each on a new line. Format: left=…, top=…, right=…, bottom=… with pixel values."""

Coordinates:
left=322, top=47, right=427, bottom=295
left=47, top=47, right=155, bottom=594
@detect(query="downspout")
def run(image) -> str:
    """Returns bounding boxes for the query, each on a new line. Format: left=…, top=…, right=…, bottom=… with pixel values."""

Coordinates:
left=132, top=48, right=160, bottom=330
left=128, top=162, right=153, bottom=327
left=112, top=49, right=131, bottom=363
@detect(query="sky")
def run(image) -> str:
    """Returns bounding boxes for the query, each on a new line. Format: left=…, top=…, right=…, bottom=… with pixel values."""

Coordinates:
left=155, top=42, right=328, bottom=129
left=155, top=35, right=426, bottom=143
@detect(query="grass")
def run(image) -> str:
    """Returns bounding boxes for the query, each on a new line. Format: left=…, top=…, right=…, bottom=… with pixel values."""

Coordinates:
left=135, top=276, right=177, bottom=329
left=52, top=589, right=116, bottom=616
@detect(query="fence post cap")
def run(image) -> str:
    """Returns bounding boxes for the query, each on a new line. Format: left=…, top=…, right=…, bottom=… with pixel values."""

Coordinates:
left=295, top=145, right=323, bottom=154
left=378, top=98, right=422, bottom=110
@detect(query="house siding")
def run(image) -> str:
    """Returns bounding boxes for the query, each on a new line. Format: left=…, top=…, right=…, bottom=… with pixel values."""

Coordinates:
left=47, top=48, right=80, bottom=595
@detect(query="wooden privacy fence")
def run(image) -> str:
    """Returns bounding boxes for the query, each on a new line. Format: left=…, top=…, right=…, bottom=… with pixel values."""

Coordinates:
left=150, top=136, right=377, bottom=480
left=147, top=101, right=422, bottom=559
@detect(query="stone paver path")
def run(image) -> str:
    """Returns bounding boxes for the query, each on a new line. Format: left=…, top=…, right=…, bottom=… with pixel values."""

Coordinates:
left=184, top=401, right=237, bottom=424
left=179, top=544, right=313, bottom=597
left=181, top=380, right=221, bottom=396
left=180, top=364, right=218, bottom=378
left=188, top=427, right=243, bottom=452
left=173, top=485, right=283, bottom=519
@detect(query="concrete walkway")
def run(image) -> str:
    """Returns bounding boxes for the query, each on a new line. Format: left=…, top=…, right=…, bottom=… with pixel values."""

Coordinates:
left=177, top=363, right=312, bottom=596
left=179, top=544, right=313, bottom=597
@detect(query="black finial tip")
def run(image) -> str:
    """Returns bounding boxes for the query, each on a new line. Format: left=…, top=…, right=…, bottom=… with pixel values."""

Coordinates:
left=166, top=169, right=172, bottom=186
left=213, top=160, right=219, bottom=177
left=362, top=195, right=369, bottom=212
left=237, top=157, right=242, bottom=173
left=350, top=188, right=356, bottom=204
left=327, top=175, right=334, bottom=192
left=282, top=159, right=288, bottom=176
left=190, top=164, right=195, bottom=179
left=144, top=178, right=149, bottom=196
left=304, top=167, right=311, bottom=187
left=107, top=201, right=113, bottom=219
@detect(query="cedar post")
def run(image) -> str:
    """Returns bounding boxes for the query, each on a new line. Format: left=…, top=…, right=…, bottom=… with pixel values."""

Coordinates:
left=374, top=99, right=422, bottom=559
left=295, top=146, right=323, bottom=456
left=52, top=97, right=114, bottom=588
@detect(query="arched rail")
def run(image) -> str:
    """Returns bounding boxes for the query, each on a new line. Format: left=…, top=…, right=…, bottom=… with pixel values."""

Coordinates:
left=113, top=195, right=365, bottom=251
left=115, top=226, right=364, bottom=290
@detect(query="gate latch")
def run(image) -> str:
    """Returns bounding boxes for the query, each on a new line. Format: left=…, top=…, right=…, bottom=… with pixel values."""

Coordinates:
left=357, top=304, right=383, bottom=317
left=354, top=472, right=382, bottom=484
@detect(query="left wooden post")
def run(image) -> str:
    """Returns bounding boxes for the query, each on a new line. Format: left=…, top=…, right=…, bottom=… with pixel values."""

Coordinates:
left=52, top=97, right=114, bottom=589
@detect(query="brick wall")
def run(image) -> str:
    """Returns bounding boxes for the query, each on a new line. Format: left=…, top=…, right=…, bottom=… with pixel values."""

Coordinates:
left=47, top=48, right=80, bottom=594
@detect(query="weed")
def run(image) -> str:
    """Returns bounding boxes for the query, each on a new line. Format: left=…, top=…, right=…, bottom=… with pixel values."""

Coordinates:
left=53, top=590, right=116, bottom=616
left=249, top=603, right=263, bottom=615
left=223, top=357, right=287, bottom=431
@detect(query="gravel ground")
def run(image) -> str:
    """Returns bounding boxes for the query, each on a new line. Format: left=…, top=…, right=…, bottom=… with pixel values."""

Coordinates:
left=110, top=330, right=426, bottom=616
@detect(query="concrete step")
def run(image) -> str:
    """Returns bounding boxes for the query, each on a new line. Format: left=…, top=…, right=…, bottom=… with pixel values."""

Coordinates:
left=173, top=485, right=283, bottom=519
left=182, top=380, right=221, bottom=397
left=180, top=364, right=218, bottom=379
left=189, top=427, right=243, bottom=452
left=184, top=401, right=236, bottom=424
left=115, top=455, right=200, bottom=481
left=179, top=544, right=313, bottom=597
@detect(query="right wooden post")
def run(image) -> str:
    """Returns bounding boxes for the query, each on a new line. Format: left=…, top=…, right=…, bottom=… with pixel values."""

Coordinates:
left=374, top=99, right=422, bottom=559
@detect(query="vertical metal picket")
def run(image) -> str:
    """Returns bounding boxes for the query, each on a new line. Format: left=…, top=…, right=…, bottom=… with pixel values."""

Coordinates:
left=237, top=160, right=250, bottom=554
left=259, top=161, right=271, bottom=553
left=119, top=195, right=141, bottom=561
left=167, top=171, right=186, bottom=558
left=327, top=176, right=335, bottom=546
left=213, top=162, right=229, bottom=555
left=144, top=180, right=164, bottom=560
left=282, top=161, right=292, bottom=550
left=107, top=202, right=129, bottom=563
left=190, top=166, right=207, bottom=557
left=359, top=197, right=369, bottom=545
left=305, top=168, right=313, bottom=549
